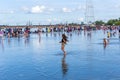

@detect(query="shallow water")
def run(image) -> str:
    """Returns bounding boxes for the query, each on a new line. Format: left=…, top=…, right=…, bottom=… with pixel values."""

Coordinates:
left=0, top=30, right=120, bottom=80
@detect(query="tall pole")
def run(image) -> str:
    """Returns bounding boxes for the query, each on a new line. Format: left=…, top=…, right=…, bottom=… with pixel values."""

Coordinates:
left=85, top=0, right=95, bottom=25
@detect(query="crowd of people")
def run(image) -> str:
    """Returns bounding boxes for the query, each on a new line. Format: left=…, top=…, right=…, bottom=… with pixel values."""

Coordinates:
left=0, top=25, right=120, bottom=54
left=0, top=25, right=120, bottom=37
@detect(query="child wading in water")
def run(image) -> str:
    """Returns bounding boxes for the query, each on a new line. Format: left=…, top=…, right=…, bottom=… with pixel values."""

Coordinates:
left=103, top=38, right=108, bottom=45
left=60, top=34, right=68, bottom=55
left=103, top=38, right=109, bottom=49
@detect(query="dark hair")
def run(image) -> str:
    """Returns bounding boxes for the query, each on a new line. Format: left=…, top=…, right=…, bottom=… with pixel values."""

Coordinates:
left=62, top=34, right=68, bottom=42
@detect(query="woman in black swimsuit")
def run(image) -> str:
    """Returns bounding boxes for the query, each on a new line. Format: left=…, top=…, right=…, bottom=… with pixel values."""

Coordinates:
left=60, top=34, right=68, bottom=55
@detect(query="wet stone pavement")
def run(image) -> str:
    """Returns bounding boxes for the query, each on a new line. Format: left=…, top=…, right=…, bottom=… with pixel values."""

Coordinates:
left=0, top=30, right=120, bottom=80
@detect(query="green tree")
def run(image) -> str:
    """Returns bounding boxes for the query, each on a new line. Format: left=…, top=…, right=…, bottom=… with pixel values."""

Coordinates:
left=95, top=20, right=105, bottom=25
left=115, top=21, right=120, bottom=25
left=107, top=19, right=115, bottom=25
left=119, top=18, right=120, bottom=21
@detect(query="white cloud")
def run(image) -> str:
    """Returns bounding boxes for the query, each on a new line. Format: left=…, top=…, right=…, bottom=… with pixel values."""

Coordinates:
left=47, top=18, right=61, bottom=23
left=0, top=10, right=14, bottom=14
left=22, top=5, right=87, bottom=14
left=62, top=7, right=72, bottom=13
left=31, top=5, right=46, bottom=13
left=53, top=18, right=61, bottom=22
left=62, top=6, right=86, bottom=13
left=23, top=5, right=55, bottom=14
left=114, top=5, right=120, bottom=8
left=78, top=18, right=84, bottom=21
left=78, top=5, right=86, bottom=10
left=10, top=11, right=14, bottom=14
left=47, top=19, right=52, bottom=22
left=48, top=8, right=54, bottom=12
left=22, top=7, right=29, bottom=11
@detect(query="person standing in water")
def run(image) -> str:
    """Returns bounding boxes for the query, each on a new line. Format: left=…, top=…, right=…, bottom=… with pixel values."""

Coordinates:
left=103, top=38, right=108, bottom=49
left=60, top=34, right=68, bottom=55
left=103, top=38, right=108, bottom=45
left=118, top=26, right=120, bottom=38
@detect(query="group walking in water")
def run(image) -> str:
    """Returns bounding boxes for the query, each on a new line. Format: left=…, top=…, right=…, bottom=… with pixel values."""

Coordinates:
left=0, top=25, right=120, bottom=55
left=102, top=26, right=120, bottom=49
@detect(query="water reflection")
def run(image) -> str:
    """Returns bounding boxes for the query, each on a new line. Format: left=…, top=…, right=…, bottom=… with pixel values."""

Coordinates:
left=0, top=38, right=4, bottom=51
left=58, top=32, right=61, bottom=37
left=54, top=32, right=56, bottom=37
left=17, top=36, right=20, bottom=43
left=84, top=30, right=86, bottom=36
left=0, top=30, right=120, bottom=80
left=46, top=33, right=48, bottom=37
left=8, top=38, right=11, bottom=46
left=103, top=44, right=107, bottom=50
left=61, top=55, right=68, bottom=77
left=70, top=33, right=72, bottom=37
left=50, top=32, right=52, bottom=37
left=38, top=33, right=41, bottom=44
left=87, top=31, right=92, bottom=40
left=119, top=35, right=120, bottom=39
left=24, top=37, right=30, bottom=47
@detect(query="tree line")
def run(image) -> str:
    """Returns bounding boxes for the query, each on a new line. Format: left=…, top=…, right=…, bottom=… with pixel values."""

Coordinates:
left=95, top=18, right=120, bottom=26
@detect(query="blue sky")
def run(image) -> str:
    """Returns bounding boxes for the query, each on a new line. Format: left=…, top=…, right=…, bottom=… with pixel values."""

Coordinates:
left=0, top=0, right=120, bottom=25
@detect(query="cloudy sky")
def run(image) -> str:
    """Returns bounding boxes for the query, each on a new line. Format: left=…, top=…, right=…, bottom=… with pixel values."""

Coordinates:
left=0, top=0, right=120, bottom=25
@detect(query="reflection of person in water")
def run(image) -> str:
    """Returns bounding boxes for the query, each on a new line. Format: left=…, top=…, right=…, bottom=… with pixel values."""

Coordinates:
left=0, top=38, right=4, bottom=51
left=38, top=29, right=41, bottom=43
left=62, top=55, right=68, bottom=77
left=24, top=37, right=30, bottom=47
left=54, top=32, right=56, bottom=37
left=8, top=38, right=11, bottom=46
left=103, top=43, right=107, bottom=50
